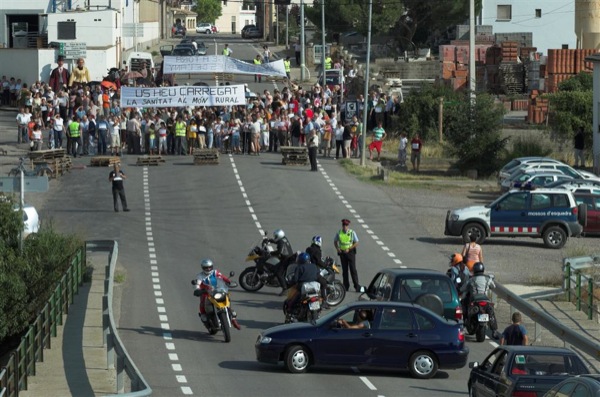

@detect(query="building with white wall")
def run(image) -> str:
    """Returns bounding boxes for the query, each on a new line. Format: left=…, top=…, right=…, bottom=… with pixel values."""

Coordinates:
left=480, top=0, right=577, bottom=53
left=214, top=1, right=256, bottom=34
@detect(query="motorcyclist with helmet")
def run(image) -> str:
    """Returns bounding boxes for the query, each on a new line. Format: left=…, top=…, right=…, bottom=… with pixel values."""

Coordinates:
left=447, top=253, right=470, bottom=291
left=305, top=235, right=330, bottom=309
left=195, top=258, right=241, bottom=330
left=268, top=229, right=295, bottom=296
left=285, top=252, right=320, bottom=313
left=459, top=262, right=499, bottom=338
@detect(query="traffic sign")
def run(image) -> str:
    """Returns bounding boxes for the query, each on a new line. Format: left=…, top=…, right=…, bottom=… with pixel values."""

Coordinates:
left=59, top=42, right=87, bottom=59
left=0, top=176, right=49, bottom=193
left=345, top=101, right=358, bottom=121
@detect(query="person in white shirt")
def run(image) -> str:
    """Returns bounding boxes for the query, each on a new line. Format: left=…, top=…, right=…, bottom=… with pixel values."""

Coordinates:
left=397, top=132, right=408, bottom=169
left=334, top=122, right=344, bottom=159
left=308, top=127, right=319, bottom=171
left=16, top=107, right=31, bottom=144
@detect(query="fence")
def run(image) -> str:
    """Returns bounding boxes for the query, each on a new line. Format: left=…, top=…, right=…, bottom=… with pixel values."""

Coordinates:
left=0, top=247, right=85, bottom=397
left=563, top=255, right=600, bottom=321
left=89, top=240, right=152, bottom=396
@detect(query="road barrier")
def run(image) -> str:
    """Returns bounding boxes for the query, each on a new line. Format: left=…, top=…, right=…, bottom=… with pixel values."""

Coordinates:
left=563, top=255, right=600, bottom=321
left=0, top=247, right=85, bottom=397
left=87, top=240, right=152, bottom=396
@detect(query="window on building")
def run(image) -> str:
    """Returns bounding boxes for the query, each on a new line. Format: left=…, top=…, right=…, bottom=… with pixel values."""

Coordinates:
left=535, top=9, right=542, bottom=18
left=223, top=0, right=227, bottom=5
left=57, top=21, right=76, bottom=40
left=497, top=5, right=512, bottom=21
left=242, top=0, right=255, bottom=11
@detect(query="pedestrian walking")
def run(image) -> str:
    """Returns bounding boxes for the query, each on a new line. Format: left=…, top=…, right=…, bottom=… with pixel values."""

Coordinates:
left=574, top=127, right=585, bottom=168
left=334, top=219, right=360, bottom=292
left=222, top=44, right=233, bottom=57
left=109, top=163, right=130, bottom=212
left=410, top=132, right=422, bottom=172
left=368, top=121, right=386, bottom=161
left=397, top=131, right=408, bottom=168
left=500, top=312, right=529, bottom=346
left=308, top=127, right=319, bottom=171
left=294, top=41, right=301, bottom=66
left=254, top=55, right=262, bottom=83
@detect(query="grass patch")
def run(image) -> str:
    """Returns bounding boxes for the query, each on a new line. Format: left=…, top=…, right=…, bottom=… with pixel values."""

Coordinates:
left=526, top=273, right=564, bottom=287
left=114, top=270, right=126, bottom=284
left=563, top=240, right=599, bottom=259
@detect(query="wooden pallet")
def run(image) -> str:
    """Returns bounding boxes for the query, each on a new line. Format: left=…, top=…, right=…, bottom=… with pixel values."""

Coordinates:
left=193, top=149, right=219, bottom=165
left=90, top=156, right=121, bottom=167
left=280, top=146, right=308, bottom=166
left=32, top=157, right=72, bottom=178
left=136, top=155, right=166, bottom=166
left=27, top=149, right=66, bottom=160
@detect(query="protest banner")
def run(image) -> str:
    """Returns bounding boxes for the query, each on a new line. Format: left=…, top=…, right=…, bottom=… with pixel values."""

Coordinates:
left=162, top=55, right=287, bottom=77
left=120, top=85, right=246, bottom=108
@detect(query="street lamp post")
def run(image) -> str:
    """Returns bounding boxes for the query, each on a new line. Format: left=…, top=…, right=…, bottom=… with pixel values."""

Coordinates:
left=360, top=0, right=373, bottom=166
left=300, top=0, right=305, bottom=81
left=321, top=0, right=325, bottom=86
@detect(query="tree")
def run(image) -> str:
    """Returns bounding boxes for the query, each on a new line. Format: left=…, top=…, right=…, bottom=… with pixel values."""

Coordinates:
left=546, top=73, right=593, bottom=148
left=443, top=93, right=508, bottom=176
left=193, top=0, right=222, bottom=23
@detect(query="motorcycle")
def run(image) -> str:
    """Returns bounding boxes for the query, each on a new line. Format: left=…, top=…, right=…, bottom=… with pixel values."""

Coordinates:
left=283, top=281, right=322, bottom=324
left=464, top=293, right=494, bottom=342
left=320, top=256, right=346, bottom=307
left=192, top=271, right=238, bottom=343
left=239, top=235, right=294, bottom=292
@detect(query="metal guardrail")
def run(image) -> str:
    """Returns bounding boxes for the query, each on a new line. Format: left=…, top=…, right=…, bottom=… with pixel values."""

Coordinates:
left=493, top=282, right=600, bottom=364
left=87, top=240, right=152, bottom=397
left=563, top=255, right=600, bottom=320
left=0, top=247, right=84, bottom=397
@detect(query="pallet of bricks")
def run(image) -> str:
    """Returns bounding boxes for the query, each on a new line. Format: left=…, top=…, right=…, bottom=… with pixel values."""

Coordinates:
left=440, top=42, right=490, bottom=91
left=136, top=155, right=165, bottom=166
left=498, top=42, right=525, bottom=95
left=90, top=155, right=120, bottom=167
left=193, top=148, right=219, bottom=165
left=28, top=149, right=71, bottom=178
left=527, top=90, right=548, bottom=124
left=546, top=49, right=598, bottom=93
left=280, top=146, right=308, bottom=166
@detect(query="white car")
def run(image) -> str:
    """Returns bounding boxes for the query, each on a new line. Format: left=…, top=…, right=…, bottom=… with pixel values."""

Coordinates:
left=498, top=157, right=563, bottom=184
left=196, top=23, right=213, bottom=34
left=500, top=169, right=568, bottom=192
left=14, top=204, right=40, bottom=238
left=523, top=163, right=600, bottom=183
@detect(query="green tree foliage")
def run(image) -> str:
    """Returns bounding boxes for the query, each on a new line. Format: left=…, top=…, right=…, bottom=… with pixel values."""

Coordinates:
left=306, top=0, right=404, bottom=37
left=443, top=93, right=508, bottom=176
left=0, top=199, right=82, bottom=341
left=194, top=0, right=222, bottom=23
left=546, top=73, right=593, bottom=148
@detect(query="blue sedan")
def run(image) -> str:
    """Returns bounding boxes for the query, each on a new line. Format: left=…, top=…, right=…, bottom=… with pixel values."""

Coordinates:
left=255, top=301, right=469, bottom=379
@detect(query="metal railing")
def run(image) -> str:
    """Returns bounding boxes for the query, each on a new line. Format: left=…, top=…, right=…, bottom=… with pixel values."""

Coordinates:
left=563, top=256, right=600, bottom=321
left=0, top=247, right=84, bottom=397
left=87, top=240, right=152, bottom=397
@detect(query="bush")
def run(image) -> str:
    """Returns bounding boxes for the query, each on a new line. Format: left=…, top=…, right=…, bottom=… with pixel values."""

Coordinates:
left=506, top=137, right=552, bottom=160
left=0, top=199, right=83, bottom=341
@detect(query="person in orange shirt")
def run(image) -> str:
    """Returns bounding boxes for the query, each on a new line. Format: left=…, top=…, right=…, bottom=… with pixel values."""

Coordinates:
left=102, top=90, right=110, bottom=118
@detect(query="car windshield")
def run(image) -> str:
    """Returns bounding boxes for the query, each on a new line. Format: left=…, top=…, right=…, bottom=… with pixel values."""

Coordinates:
left=509, top=354, right=587, bottom=376
left=486, top=191, right=512, bottom=208
left=313, top=303, right=356, bottom=326
left=501, top=159, right=522, bottom=172
left=394, top=277, right=453, bottom=303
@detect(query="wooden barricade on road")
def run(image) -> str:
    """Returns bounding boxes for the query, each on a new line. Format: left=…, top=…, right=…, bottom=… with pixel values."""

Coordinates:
left=90, top=156, right=121, bottom=167
left=193, top=148, right=219, bottom=165
left=280, top=146, right=308, bottom=166
left=28, top=149, right=71, bottom=178
left=136, top=155, right=165, bottom=166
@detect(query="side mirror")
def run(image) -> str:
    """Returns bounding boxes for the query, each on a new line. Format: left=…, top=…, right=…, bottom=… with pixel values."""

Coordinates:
left=469, top=361, right=479, bottom=369
left=191, top=279, right=197, bottom=285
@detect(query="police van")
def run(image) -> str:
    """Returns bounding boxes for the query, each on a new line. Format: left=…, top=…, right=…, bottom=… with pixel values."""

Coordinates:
left=444, top=187, right=587, bottom=249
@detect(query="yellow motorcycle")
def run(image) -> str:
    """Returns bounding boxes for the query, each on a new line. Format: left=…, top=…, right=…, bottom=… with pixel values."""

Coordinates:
left=192, top=271, right=238, bottom=343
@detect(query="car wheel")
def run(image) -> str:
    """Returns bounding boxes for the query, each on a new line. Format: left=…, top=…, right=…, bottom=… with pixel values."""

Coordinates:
left=284, top=345, right=310, bottom=373
left=409, top=350, right=438, bottom=379
left=462, top=223, right=486, bottom=244
left=415, top=294, right=444, bottom=317
left=206, top=29, right=211, bottom=34
left=543, top=225, right=567, bottom=249
left=578, top=203, right=588, bottom=227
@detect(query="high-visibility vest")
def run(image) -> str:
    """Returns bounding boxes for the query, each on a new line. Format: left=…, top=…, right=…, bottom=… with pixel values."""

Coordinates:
left=69, top=121, right=80, bottom=137
left=324, top=57, right=332, bottom=70
left=254, top=58, right=261, bottom=65
left=338, top=229, right=354, bottom=251
left=284, top=60, right=291, bottom=73
left=175, top=121, right=186, bottom=137
left=222, top=48, right=230, bottom=56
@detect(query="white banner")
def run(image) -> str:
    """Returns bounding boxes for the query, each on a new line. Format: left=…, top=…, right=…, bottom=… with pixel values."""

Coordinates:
left=163, top=55, right=287, bottom=77
left=120, top=85, right=246, bottom=108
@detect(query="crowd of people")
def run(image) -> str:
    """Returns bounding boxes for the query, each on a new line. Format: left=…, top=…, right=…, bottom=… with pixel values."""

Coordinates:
left=7, top=51, right=433, bottom=171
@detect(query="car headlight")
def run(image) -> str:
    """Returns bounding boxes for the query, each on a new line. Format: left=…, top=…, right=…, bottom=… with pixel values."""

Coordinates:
left=449, top=214, right=459, bottom=221
left=259, top=335, right=272, bottom=344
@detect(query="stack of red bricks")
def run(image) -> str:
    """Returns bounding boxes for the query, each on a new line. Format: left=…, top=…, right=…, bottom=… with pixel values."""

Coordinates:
left=546, top=49, right=597, bottom=93
left=439, top=44, right=491, bottom=91
left=527, top=90, right=548, bottom=124
left=501, top=42, right=518, bottom=62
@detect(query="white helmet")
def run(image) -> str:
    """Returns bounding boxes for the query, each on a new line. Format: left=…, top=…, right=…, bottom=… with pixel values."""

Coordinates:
left=312, top=235, right=322, bottom=247
left=273, top=229, right=285, bottom=242
left=201, top=258, right=214, bottom=275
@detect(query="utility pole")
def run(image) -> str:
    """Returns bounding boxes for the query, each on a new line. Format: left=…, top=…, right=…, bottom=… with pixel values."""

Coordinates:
left=276, top=5, right=279, bottom=45
left=285, top=5, right=289, bottom=50
left=360, top=0, right=373, bottom=167
left=469, top=0, right=476, bottom=97
left=438, top=97, right=444, bottom=143
left=321, top=0, right=325, bottom=85
left=300, top=0, right=305, bottom=81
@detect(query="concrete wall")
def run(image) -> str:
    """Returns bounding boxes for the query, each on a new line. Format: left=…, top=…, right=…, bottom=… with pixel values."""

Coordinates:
left=139, top=0, right=159, bottom=23
left=47, top=9, right=118, bottom=47
left=481, top=0, right=576, bottom=53
left=0, top=47, right=117, bottom=84
left=215, top=2, right=257, bottom=34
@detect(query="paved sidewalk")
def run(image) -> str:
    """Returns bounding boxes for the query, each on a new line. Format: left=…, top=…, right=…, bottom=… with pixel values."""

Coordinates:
left=18, top=257, right=116, bottom=397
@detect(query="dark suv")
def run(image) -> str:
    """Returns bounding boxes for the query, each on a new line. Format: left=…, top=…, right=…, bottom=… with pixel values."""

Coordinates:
left=363, top=268, right=462, bottom=322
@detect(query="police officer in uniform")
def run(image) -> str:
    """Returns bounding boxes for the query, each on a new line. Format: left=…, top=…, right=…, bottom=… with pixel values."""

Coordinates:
left=222, top=44, right=233, bottom=57
left=334, top=219, right=360, bottom=292
left=109, top=163, right=129, bottom=212
left=284, top=56, right=292, bottom=82
left=324, top=55, right=333, bottom=70
left=68, top=116, right=82, bottom=157
left=254, top=55, right=262, bottom=83
left=174, top=115, right=187, bottom=155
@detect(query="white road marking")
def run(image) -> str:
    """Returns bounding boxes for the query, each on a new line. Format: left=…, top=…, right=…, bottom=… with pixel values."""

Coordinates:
left=360, top=377, right=377, bottom=391
left=181, top=386, right=193, bottom=395
left=163, top=332, right=172, bottom=340
left=159, top=315, right=168, bottom=322
left=168, top=353, right=179, bottom=361
left=172, top=363, right=182, bottom=371
left=165, top=343, right=175, bottom=350
left=176, top=375, right=187, bottom=383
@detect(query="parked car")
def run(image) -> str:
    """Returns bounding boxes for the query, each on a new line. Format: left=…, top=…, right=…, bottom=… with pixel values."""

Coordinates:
left=242, top=27, right=262, bottom=39
left=501, top=169, right=570, bottom=192
left=574, top=193, right=600, bottom=234
left=445, top=187, right=586, bottom=249
left=546, top=179, right=600, bottom=191
left=520, top=163, right=600, bottom=183
left=498, top=157, right=563, bottom=184
left=362, top=268, right=462, bottom=321
left=241, top=24, right=256, bottom=35
left=172, top=24, right=186, bottom=38
left=468, top=346, right=588, bottom=397
left=318, top=69, right=346, bottom=94
left=196, top=41, right=207, bottom=56
left=544, top=374, right=600, bottom=397
left=196, top=23, right=213, bottom=34
left=172, top=46, right=195, bottom=56
left=256, top=301, right=469, bottom=379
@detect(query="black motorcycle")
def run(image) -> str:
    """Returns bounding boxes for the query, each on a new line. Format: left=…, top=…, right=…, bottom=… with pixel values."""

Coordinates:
left=283, top=281, right=322, bottom=324
left=320, top=256, right=346, bottom=307
left=464, top=294, right=494, bottom=342
left=239, top=236, right=294, bottom=292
